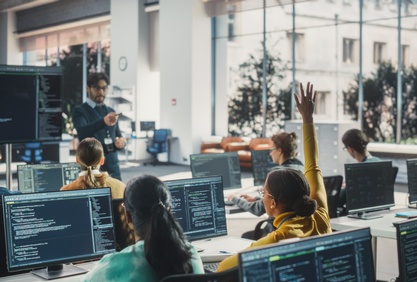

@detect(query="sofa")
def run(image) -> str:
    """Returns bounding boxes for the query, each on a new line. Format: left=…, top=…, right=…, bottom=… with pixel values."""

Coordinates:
left=200, top=136, right=273, bottom=168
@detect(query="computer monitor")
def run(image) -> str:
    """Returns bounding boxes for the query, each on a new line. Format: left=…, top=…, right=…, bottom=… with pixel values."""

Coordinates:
left=251, top=150, right=275, bottom=186
left=345, top=161, right=394, bottom=219
left=406, top=158, right=417, bottom=208
left=163, top=175, right=227, bottom=241
left=140, top=121, right=155, bottom=137
left=394, top=218, right=417, bottom=282
left=189, top=152, right=242, bottom=190
left=238, top=227, right=375, bottom=282
left=17, top=162, right=80, bottom=193
left=2, top=188, right=116, bottom=280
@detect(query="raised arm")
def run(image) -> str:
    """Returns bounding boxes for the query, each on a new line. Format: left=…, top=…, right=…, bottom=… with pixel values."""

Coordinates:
left=294, top=82, right=328, bottom=211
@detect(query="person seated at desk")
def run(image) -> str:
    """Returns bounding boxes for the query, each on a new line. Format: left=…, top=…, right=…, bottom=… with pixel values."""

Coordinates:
left=338, top=129, right=381, bottom=212
left=217, top=82, right=332, bottom=272
left=83, top=174, right=204, bottom=282
left=227, top=132, right=304, bottom=216
left=60, top=137, right=125, bottom=199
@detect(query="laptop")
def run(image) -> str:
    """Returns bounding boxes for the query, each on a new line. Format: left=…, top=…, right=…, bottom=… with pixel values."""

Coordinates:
left=238, top=227, right=375, bottom=282
left=164, top=175, right=254, bottom=262
left=17, top=162, right=80, bottom=193
left=394, top=218, right=417, bottom=281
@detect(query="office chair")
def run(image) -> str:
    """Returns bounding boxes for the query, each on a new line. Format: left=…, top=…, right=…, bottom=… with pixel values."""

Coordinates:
left=392, top=166, right=399, bottom=185
left=323, top=175, right=343, bottom=218
left=159, top=266, right=238, bottom=282
left=19, top=142, right=42, bottom=164
left=145, top=129, right=170, bottom=166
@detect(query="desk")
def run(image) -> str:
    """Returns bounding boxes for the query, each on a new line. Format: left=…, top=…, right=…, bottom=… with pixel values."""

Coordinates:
left=330, top=207, right=413, bottom=281
left=0, top=262, right=95, bottom=282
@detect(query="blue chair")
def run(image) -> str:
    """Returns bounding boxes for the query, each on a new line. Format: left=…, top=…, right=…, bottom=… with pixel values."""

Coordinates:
left=145, top=129, right=170, bottom=166
left=19, top=142, right=42, bottom=164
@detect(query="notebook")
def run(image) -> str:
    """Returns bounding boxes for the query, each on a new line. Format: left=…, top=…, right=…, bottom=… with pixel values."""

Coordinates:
left=17, top=162, right=80, bottom=193
left=164, top=175, right=254, bottom=262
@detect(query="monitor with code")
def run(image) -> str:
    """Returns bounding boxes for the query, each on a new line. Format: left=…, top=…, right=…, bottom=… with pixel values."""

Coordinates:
left=251, top=150, right=276, bottom=186
left=238, top=227, right=375, bottom=282
left=394, top=218, right=417, bottom=282
left=2, top=188, right=116, bottom=279
left=189, top=152, right=242, bottom=190
left=164, top=175, right=227, bottom=241
left=344, top=161, right=394, bottom=219
left=17, top=162, right=80, bottom=193
left=407, top=158, right=417, bottom=207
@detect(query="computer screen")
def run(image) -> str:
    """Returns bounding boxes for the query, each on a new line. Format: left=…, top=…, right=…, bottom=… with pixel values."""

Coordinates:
left=164, top=176, right=227, bottom=241
left=2, top=188, right=116, bottom=279
left=0, top=65, right=63, bottom=144
left=17, top=162, right=80, bottom=193
left=251, top=150, right=275, bottom=186
left=189, top=152, right=242, bottom=190
left=407, top=158, right=417, bottom=206
left=345, top=161, right=394, bottom=219
left=238, top=227, right=375, bottom=282
left=394, top=218, right=417, bottom=282
left=140, top=121, right=155, bottom=132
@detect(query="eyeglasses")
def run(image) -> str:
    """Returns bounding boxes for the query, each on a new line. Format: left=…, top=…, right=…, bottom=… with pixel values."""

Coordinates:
left=91, top=85, right=108, bottom=91
left=258, top=187, right=275, bottom=199
left=269, top=147, right=277, bottom=153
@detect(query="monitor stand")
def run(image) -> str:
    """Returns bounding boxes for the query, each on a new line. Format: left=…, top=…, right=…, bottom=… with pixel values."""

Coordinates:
left=31, top=264, right=87, bottom=280
left=347, top=212, right=383, bottom=220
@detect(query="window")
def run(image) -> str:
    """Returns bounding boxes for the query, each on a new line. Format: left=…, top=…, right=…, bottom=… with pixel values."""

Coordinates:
left=373, top=42, right=387, bottom=64
left=314, top=91, right=329, bottom=116
left=402, top=44, right=410, bottom=67
left=343, top=38, right=357, bottom=64
left=287, top=32, right=305, bottom=63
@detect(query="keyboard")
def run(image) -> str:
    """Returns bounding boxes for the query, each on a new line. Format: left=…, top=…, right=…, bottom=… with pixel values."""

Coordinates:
left=204, top=262, right=220, bottom=273
left=224, top=200, right=235, bottom=206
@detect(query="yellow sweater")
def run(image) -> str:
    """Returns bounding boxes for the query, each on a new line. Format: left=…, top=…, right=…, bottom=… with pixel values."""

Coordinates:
left=60, top=174, right=125, bottom=199
left=217, top=123, right=332, bottom=271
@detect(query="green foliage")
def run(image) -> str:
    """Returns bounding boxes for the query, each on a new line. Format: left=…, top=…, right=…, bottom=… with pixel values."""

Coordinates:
left=228, top=42, right=290, bottom=137
left=52, top=43, right=110, bottom=135
left=343, top=61, right=417, bottom=144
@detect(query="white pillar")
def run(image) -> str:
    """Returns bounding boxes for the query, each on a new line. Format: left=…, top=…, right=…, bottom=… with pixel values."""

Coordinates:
left=160, top=0, right=211, bottom=164
left=110, top=0, right=160, bottom=130
left=0, top=11, right=22, bottom=65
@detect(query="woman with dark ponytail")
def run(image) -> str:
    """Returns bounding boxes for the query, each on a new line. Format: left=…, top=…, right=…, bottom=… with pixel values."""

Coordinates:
left=218, top=82, right=332, bottom=271
left=83, top=174, right=204, bottom=282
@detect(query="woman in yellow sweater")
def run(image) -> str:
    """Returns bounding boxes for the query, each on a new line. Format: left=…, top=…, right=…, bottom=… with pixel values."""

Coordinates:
left=217, top=82, right=332, bottom=271
left=61, top=137, right=125, bottom=199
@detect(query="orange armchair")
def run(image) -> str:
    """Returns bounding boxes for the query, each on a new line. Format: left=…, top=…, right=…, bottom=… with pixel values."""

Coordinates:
left=237, top=138, right=274, bottom=168
left=200, top=136, right=246, bottom=154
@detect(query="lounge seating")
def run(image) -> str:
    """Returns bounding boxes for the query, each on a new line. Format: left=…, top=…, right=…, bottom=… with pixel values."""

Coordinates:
left=200, top=137, right=273, bottom=168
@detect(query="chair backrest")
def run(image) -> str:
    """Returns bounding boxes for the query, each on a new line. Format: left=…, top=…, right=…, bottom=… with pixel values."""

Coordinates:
left=392, top=166, right=399, bottom=185
left=253, top=217, right=276, bottom=240
left=248, top=138, right=273, bottom=151
left=159, top=267, right=238, bottom=282
left=153, top=129, right=169, bottom=143
left=323, top=175, right=343, bottom=218
left=220, top=137, right=244, bottom=150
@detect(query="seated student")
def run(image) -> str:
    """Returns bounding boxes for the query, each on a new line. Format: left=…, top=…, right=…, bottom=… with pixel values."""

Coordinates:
left=217, top=82, right=331, bottom=272
left=60, top=137, right=125, bottom=199
left=83, top=174, right=204, bottom=282
left=338, top=128, right=381, bottom=211
left=227, top=131, right=304, bottom=216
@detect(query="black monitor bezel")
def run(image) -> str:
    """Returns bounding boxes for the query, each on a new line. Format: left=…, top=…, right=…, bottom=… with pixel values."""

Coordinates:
left=345, top=161, right=395, bottom=215
left=163, top=175, right=227, bottom=241
left=251, top=149, right=275, bottom=187
left=394, top=218, right=417, bottom=281
left=189, top=152, right=242, bottom=190
left=238, top=227, right=375, bottom=282
left=407, top=158, right=417, bottom=205
left=2, top=188, right=116, bottom=273
left=139, top=121, right=156, bottom=132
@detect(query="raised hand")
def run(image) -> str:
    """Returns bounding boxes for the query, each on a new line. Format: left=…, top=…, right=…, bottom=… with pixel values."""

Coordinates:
left=294, top=82, right=316, bottom=124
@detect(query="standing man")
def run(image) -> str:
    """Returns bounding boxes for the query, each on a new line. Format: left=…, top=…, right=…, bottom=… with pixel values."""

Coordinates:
left=72, top=72, right=126, bottom=180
